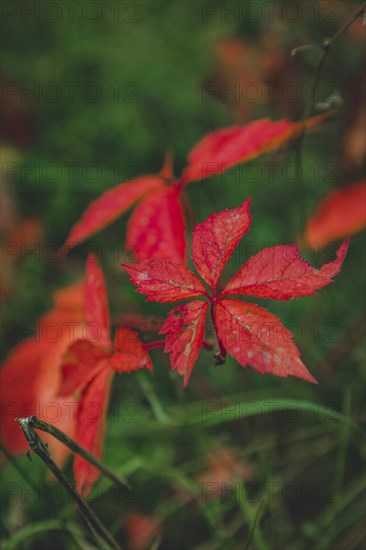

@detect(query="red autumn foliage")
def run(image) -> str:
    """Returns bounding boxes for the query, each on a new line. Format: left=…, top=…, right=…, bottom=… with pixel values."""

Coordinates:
left=58, top=255, right=152, bottom=493
left=301, top=180, right=366, bottom=249
left=64, top=114, right=330, bottom=264
left=124, top=513, right=162, bottom=550
left=0, top=280, right=84, bottom=465
left=123, top=199, right=348, bottom=387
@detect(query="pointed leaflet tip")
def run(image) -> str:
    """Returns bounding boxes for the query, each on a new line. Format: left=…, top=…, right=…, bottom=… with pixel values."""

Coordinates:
left=191, top=198, right=252, bottom=291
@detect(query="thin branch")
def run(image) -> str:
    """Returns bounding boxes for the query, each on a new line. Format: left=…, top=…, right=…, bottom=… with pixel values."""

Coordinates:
left=296, top=2, right=366, bottom=126
left=293, top=2, right=365, bottom=224
left=16, top=417, right=122, bottom=550
left=25, top=416, right=130, bottom=490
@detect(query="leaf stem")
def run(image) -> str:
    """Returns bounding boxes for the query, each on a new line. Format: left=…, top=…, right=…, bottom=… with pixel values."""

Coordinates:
left=16, top=417, right=122, bottom=550
left=144, top=340, right=166, bottom=351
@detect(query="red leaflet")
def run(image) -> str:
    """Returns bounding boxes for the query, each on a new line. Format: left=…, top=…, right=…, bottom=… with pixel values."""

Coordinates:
left=74, top=368, right=114, bottom=492
left=64, top=116, right=328, bottom=263
left=123, top=199, right=348, bottom=386
left=160, top=301, right=209, bottom=386
left=59, top=255, right=152, bottom=493
left=192, top=198, right=251, bottom=288
left=63, top=175, right=163, bottom=247
left=0, top=280, right=84, bottom=465
left=213, top=299, right=317, bottom=383
left=222, top=240, right=348, bottom=300
left=85, top=255, right=111, bottom=347
left=182, top=113, right=332, bottom=183
left=302, top=181, right=366, bottom=249
left=111, top=328, right=153, bottom=372
left=122, top=259, right=208, bottom=302
left=59, top=340, right=109, bottom=397
left=126, top=185, right=187, bottom=263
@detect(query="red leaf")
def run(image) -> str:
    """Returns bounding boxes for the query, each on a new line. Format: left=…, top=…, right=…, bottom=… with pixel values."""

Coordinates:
left=74, top=368, right=114, bottom=494
left=59, top=340, right=109, bottom=396
left=191, top=199, right=252, bottom=289
left=63, top=176, right=163, bottom=248
left=0, top=280, right=84, bottom=463
left=302, top=181, right=366, bottom=249
left=122, top=259, right=208, bottom=302
left=126, top=185, right=187, bottom=263
left=160, top=301, right=209, bottom=387
left=222, top=240, right=349, bottom=300
left=214, top=299, right=317, bottom=383
left=125, top=514, right=163, bottom=550
left=85, top=255, right=111, bottom=347
left=110, top=328, right=153, bottom=372
left=182, top=113, right=332, bottom=183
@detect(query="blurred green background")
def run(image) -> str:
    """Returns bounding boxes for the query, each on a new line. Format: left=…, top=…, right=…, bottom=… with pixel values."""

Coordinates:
left=1, top=1, right=365, bottom=549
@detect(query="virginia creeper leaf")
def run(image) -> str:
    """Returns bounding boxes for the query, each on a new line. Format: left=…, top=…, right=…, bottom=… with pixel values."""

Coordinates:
left=160, top=301, right=209, bottom=387
left=122, top=259, right=208, bottom=302
left=111, top=327, right=153, bottom=372
left=214, top=299, right=317, bottom=383
left=63, top=176, right=163, bottom=248
left=126, top=185, right=186, bottom=263
left=222, top=240, right=349, bottom=300
left=59, top=340, right=109, bottom=397
left=191, top=199, right=251, bottom=289
left=0, top=281, right=84, bottom=463
left=182, top=113, right=332, bottom=183
left=85, top=255, right=111, bottom=347
left=74, top=368, right=114, bottom=494
left=302, top=181, right=366, bottom=249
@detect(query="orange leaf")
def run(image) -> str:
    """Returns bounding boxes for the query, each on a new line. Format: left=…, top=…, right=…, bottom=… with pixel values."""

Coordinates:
left=302, top=181, right=366, bottom=249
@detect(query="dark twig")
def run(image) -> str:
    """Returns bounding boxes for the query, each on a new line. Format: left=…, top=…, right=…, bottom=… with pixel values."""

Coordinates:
left=24, top=416, right=130, bottom=490
left=17, top=417, right=122, bottom=550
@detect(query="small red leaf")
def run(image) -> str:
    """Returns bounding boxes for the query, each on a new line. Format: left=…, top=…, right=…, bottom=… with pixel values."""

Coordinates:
left=192, top=199, right=252, bottom=289
left=59, top=340, right=109, bottom=397
left=160, top=301, right=209, bottom=387
left=110, top=328, right=152, bottom=372
left=126, top=185, right=186, bottom=263
left=214, top=299, right=317, bottom=383
left=222, top=240, right=348, bottom=300
left=85, top=255, right=111, bottom=347
left=182, top=113, right=331, bottom=183
left=302, top=181, right=366, bottom=249
left=122, top=259, right=208, bottom=302
left=63, top=176, right=163, bottom=248
left=74, top=368, right=114, bottom=494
